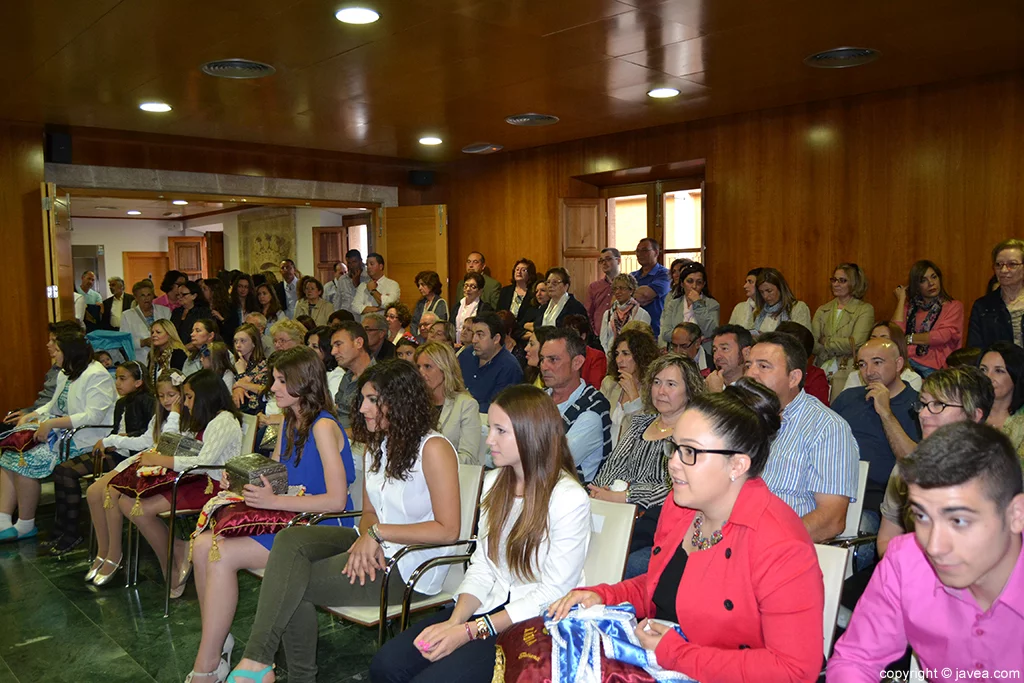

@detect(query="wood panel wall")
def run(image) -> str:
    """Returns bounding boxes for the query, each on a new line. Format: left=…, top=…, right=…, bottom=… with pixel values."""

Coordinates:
left=444, top=71, right=1024, bottom=325
left=0, top=121, right=49, bottom=411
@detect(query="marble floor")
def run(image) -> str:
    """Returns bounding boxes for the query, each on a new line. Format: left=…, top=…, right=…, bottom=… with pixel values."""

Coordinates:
left=0, top=522, right=385, bottom=683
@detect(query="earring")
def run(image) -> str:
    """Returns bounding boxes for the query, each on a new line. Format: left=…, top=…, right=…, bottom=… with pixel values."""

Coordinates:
left=730, top=475, right=736, bottom=482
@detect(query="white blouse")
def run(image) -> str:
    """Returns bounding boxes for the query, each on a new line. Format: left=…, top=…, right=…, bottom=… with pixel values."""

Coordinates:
left=103, top=412, right=181, bottom=458
left=363, top=431, right=457, bottom=595
left=166, top=410, right=241, bottom=480
left=456, top=470, right=591, bottom=623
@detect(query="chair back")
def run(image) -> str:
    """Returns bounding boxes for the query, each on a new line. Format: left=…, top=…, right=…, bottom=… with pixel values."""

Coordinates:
left=457, top=464, right=484, bottom=539
left=842, top=461, right=870, bottom=537
left=584, top=499, right=637, bottom=586
left=240, top=413, right=259, bottom=456
left=816, top=543, right=850, bottom=660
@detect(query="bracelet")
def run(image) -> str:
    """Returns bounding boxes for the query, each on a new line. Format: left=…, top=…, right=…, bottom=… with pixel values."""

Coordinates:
left=366, top=523, right=383, bottom=545
left=464, top=622, right=475, bottom=641
left=483, top=614, right=497, bottom=637
left=474, top=617, right=490, bottom=641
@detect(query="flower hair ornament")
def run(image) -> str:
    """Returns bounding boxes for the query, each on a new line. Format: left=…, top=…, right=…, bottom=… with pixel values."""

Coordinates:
left=169, top=371, right=186, bottom=387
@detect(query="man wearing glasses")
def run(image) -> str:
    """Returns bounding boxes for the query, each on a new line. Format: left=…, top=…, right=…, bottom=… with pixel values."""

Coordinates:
left=630, top=238, right=670, bottom=337
left=875, top=366, right=994, bottom=557
left=585, top=248, right=621, bottom=334
left=667, top=322, right=710, bottom=375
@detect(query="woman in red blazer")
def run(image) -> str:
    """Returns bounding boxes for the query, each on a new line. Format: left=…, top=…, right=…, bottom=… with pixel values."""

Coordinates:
left=550, top=378, right=825, bottom=683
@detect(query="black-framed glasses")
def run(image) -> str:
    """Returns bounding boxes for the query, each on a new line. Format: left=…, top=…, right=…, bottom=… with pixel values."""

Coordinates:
left=662, top=439, right=743, bottom=465
left=912, top=399, right=963, bottom=415
left=669, top=338, right=699, bottom=352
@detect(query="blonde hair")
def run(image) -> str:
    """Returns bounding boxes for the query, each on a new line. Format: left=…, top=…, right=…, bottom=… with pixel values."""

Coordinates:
left=413, top=341, right=467, bottom=400
left=150, top=319, right=186, bottom=353
left=269, top=319, right=307, bottom=346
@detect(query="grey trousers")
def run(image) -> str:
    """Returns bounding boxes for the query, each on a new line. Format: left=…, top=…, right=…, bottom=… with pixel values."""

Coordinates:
left=243, top=525, right=424, bottom=683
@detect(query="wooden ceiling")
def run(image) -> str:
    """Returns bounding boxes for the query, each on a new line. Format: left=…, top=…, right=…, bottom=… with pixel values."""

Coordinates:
left=2, top=0, right=1021, bottom=161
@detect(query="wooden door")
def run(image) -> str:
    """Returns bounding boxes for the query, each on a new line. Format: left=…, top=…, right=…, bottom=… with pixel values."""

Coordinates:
left=206, top=232, right=225, bottom=276
left=559, top=198, right=604, bottom=301
left=123, top=251, right=170, bottom=291
left=168, top=236, right=207, bottom=280
left=376, top=205, right=447, bottom=310
left=40, top=183, right=75, bottom=322
left=313, top=227, right=346, bottom=284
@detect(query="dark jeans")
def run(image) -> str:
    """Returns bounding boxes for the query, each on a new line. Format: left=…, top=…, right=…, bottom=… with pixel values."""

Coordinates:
left=242, top=525, right=425, bottom=683
left=369, top=606, right=498, bottom=683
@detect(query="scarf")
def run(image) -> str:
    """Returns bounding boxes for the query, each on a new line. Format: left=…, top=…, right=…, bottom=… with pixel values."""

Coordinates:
left=753, top=301, right=788, bottom=332
left=610, top=299, right=638, bottom=337
left=906, top=296, right=943, bottom=357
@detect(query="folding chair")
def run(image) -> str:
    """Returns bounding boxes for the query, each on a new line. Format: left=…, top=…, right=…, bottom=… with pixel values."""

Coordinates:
left=816, top=543, right=850, bottom=661
left=826, top=461, right=874, bottom=578
left=584, top=499, right=637, bottom=585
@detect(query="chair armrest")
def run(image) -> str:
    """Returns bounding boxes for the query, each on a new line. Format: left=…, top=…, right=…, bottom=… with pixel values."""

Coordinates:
left=399, top=549, right=477, bottom=631
left=389, top=539, right=478, bottom=562
left=288, top=510, right=363, bottom=527
left=825, top=534, right=878, bottom=549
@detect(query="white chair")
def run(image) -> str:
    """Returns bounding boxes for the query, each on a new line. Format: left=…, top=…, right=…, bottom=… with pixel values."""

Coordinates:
left=827, top=460, right=872, bottom=578
left=910, top=654, right=924, bottom=680
left=584, top=499, right=637, bottom=585
left=240, top=413, right=259, bottom=455
left=816, top=543, right=850, bottom=660
left=321, top=463, right=484, bottom=644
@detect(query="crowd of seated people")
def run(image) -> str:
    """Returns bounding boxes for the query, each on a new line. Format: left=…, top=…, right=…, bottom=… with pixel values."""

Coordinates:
left=3, top=240, right=1024, bottom=682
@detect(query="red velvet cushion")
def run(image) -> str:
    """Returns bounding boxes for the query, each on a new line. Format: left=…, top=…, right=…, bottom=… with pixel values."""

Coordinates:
left=209, top=502, right=300, bottom=537
left=109, top=461, right=212, bottom=506
left=0, top=430, right=36, bottom=453
left=494, top=617, right=655, bottom=683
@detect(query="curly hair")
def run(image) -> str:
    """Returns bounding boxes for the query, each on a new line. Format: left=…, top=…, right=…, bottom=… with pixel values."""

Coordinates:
left=350, top=359, right=435, bottom=481
left=641, top=353, right=706, bottom=413
left=388, top=302, right=412, bottom=328
left=606, top=328, right=660, bottom=382
left=272, top=346, right=339, bottom=466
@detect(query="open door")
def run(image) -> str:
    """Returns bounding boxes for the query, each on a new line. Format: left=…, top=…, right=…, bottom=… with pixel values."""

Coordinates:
left=559, top=198, right=605, bottom=301
left=168, top=236, right=208, bottom=280
left=41, top=182, right=75, bottom=322
left=375, top=205, right=448, bottom=309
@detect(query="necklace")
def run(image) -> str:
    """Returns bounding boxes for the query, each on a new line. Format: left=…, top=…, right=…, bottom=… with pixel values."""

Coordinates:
left=691, top=513, right=724, bottom=551
left=653, top=417, right=673, bottom=434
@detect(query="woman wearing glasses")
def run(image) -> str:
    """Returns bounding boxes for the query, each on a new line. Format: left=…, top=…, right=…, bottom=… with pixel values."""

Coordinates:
left=811, top=263, right=875, bottom=401
left=968, top=239, right=1024, bottom=350
left=538, top=267, right=587, bottom=328
left=598, top=273, right=651, bottom=354
left=451, top=272, right=494, bottom=334
left=891, top=259, right=963, bottom=377
left=549, top=378, right=825, bottom=682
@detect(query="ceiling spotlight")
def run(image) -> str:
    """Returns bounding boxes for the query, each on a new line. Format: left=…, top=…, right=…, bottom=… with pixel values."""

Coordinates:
left=647, top=87, right=680, bottom=99
left=126, top=210, right=142, bottom=216
left=172, top=200, right=188, bottom=206
left=139, top=102, right=172, bottom=113
left=335, top=7, right=380, bottom=24
left=419, top=136, right=442, bottom=146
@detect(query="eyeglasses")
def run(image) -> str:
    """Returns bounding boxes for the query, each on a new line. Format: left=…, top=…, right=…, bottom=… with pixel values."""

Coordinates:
left=365, top=327, right=385, bottom=334
left=829, top=277, right=849, bottom=284
left=912, top=399, right=963, bottom=415
left=663, top=439, right=743, bottom=465
left=597, top=256, right=616, bottom=264
left=994, top=262, right=1023, bottom=271
left=669, top=338, right=699, bottom=351
left=636, top=247, right=655, bottom=253
left=546, top=280, right=565, bottom=286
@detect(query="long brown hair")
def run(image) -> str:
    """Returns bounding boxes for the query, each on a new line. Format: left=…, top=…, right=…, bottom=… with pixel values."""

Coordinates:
left=485, top=385, right=579, bottom=582
left=272, top=346, right=339, bottom=466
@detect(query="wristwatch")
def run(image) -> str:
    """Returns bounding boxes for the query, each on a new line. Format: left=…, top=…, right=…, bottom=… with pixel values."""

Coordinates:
left=905, top=333, right=914, bottom=347
left=474, top=617, right=490, bottom=640
left=367, top=523, right=383, bottom=545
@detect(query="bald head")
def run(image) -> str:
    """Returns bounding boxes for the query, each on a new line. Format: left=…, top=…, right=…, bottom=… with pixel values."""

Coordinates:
left=857, top=338, right=904, bottom=392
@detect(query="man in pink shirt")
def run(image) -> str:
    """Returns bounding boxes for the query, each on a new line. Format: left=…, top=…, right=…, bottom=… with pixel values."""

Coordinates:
left=585, top=248, right=620, bottom=336
left=828, top=421, right=1024, bottom=681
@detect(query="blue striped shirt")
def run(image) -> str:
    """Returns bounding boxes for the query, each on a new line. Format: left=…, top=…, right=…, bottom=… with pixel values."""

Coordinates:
left=762, top=390, right=860, bottom=518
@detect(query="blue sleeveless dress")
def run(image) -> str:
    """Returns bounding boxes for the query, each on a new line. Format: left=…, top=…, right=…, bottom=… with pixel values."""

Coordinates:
left=251, top=410, right=356, bottom=550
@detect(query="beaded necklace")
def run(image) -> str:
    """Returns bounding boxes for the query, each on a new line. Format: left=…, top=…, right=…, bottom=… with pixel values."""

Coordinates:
left=690, top=512, right=724, bottom=551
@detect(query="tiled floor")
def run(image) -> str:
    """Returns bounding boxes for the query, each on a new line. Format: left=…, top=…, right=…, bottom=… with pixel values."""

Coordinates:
left=0, top=523, right=383, bottom=683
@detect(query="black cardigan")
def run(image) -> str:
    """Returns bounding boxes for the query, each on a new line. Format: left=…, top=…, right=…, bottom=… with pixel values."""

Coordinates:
left=967, top=289, right=1018, bottom=350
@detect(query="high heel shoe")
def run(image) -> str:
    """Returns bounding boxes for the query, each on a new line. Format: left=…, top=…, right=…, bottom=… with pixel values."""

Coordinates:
left=184, top=658, right=229, bottom=683
left=85, top=556, right=105, bottom=582
left=92, top=556, right=123, bottom=586
left=170, top=557, right=193, bottom=599
left=222, top=632, right=235, bottom=666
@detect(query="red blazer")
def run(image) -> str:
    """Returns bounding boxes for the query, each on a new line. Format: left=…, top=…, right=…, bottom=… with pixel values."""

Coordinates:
left=587, top=478, right=823, bottom=683
left=581, top=346, right=607, bottom=390
left=804, top=364, right=831, bottom=406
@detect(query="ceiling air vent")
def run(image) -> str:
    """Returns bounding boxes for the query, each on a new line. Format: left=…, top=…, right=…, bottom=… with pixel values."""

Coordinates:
left=505, top=113, right=560, bottom=127
left=804, top=47, right=880, bottom=69
left=201, top=59, right=276, bottom=79
left=462, top=142, right=504, bottom=155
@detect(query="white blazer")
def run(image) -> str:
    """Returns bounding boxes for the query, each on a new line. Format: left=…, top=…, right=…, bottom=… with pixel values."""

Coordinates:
left=38, top=361, right=116, bottom=452
left=119, top=304, right=172, bottom=365
left=438, top=392, right=482, bottom=466
left=456, top=470, right=591, bottom=623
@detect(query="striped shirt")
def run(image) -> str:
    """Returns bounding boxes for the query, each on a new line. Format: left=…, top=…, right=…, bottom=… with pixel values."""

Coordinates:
left=593, top=413, right=671, bottom=509
left=762, top=390, right=859, bottom=518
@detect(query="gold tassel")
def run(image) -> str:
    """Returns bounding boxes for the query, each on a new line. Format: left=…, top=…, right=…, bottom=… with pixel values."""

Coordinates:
left=208, top=535, right=221, bottom=562
left=18, top=451, right=26, bottom=468
left=103, top=486, right=112, bottom=510
left=188, top=536, right=194, bottom=564
left=130, top=494, right=143, bottom=517
left=492, top=645, right=505, bottom=683
left=204, top=477, right=214, bottom=495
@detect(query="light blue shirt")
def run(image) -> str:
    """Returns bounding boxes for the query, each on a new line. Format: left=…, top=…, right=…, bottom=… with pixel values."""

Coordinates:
left=761, top=390, right=860, bottom=518
left=77, top=287, right=102, bottom=305
left=549, top=379, right=605, bottom=482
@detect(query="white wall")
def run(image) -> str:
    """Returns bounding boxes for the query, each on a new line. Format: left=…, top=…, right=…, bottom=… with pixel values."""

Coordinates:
left=70, top=217, right=203, bottom=289
left=295, top=209, right=344, bottom=277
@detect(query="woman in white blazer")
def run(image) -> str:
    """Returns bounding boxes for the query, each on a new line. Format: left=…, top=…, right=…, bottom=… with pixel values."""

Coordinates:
left=414, top=341, right=482, bottom=465
left=0, top=332, right=115, bottom=542
left=369, top=384, right=591, bottom=683
left=119, top=279, right=171, bottom=365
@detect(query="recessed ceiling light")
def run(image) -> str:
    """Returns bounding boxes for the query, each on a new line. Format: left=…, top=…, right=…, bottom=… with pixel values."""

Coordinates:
left=93, top=206, right=118, bottom=211
left=647, top=87, right=680, bottom=99
left=172, top=200, right=188, bottom=206
left=804, top=47, right=881, bottom=69
left=139, top=102, right=172, bottom=113
left=127, top=210, right=142, bottom=216
left=419, top=136, right=442, bottom=146
left=335, top=7, right=380, bottom=24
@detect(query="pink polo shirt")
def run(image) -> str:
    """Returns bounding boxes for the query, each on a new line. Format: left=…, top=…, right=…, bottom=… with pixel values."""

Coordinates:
left=828, top=533, right=1024, bottom=681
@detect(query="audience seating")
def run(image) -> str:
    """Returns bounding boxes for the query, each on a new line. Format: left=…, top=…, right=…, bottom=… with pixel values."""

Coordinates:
left=825, top=461, right=875, bottom=578
left=584, top=499, right=637, bottom=585
left=816, top=543, right=850, bottom=661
